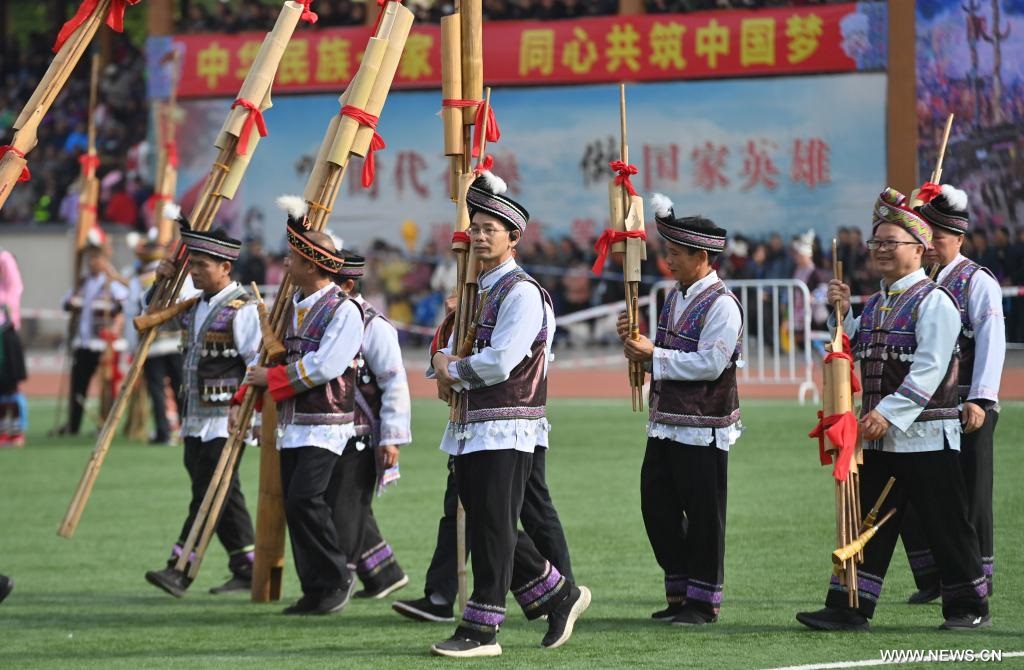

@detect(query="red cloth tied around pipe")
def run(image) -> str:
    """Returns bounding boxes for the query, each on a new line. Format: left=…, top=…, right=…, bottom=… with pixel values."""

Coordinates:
left=298, top=0, right=319, bottom=23
left=340, top=105, right=385, bottom=188
left=441, top=99, right=501, bottom=158
left=0, top=146, right=31, bottom=182
left=451, top=231, right=470, bottom=245
left=78, top=153, right=100, bottom=176
left=808, top=410, right=859, bottom=481
left=609, top=160, right=639, bottom=197
left=916, top=181, right=942, bottom=204
left=824, top=333, right=860, bottom=393
left=474, top=155, right=494, bottom=174
left=591, top=229, right=647, bottom=274
left=231, top=98, right=268, bottom=156
left=53, top=0, right=139, bottom=53
left=164, top=141, right=179, bottom=168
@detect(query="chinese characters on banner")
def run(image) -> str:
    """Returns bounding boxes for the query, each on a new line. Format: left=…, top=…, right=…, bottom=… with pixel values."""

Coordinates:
left=172, top=4, right=878, bottom=98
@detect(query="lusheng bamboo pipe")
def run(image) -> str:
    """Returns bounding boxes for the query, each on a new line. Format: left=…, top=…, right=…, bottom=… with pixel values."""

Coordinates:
left=252, top=282, right=286, bottom=363
left=833, top=508, right=897, bottom=565
left=860, top=477, right=896, bottom=533
left=133, top=296, right=200, bottom=331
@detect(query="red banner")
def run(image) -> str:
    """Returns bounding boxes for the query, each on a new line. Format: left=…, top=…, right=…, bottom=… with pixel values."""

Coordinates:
left=173, top=4, right=868, bottom=99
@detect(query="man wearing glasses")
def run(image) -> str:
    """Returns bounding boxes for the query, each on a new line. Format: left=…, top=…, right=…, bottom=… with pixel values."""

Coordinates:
left=797, top=187, right=990, bottom=631
left=428, top=171, right=590, bottom=657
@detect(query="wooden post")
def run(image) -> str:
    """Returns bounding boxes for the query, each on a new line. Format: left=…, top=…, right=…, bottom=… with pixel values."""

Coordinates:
left=885, top=0, right=918, bottom=193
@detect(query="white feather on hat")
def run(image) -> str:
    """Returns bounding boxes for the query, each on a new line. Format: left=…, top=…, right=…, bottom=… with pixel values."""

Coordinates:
left=276, top=194, right=308, bottom=221
left=323, top=229, right=344, bottom=252
left=650, top=193, right=674, bottom=219
left=162, top=202, right=182, bottom=222
left=477, top=170, right=507, bottom=195
left=939, top=184, right=969, bottom=213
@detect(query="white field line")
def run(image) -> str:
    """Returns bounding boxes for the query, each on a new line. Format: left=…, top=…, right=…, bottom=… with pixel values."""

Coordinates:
left=761, top=651, right=1024, bottom=670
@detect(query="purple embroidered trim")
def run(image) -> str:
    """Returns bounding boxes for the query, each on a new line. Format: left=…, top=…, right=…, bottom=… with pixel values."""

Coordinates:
left=467, top=189, right=528, bottom=231
left=514, top=562, right=564, bottom=607
left=286, top=410, right=355, bottom=426
left=649, top=407, right=741, bottom=428
left=464, top=405, right=547, bottom=422
left=896, top=381, right=932, bottom=407
left=358, top=543, right=394, bottom=573
left=455, top=358, right=486, bottom=389
left=941, top=577, right=988, bottom=600
left=656, top=221, right=726, bottom=252
left=182, top=236, right=240, bottom=261
left=462, top=601, right=505, bottom=627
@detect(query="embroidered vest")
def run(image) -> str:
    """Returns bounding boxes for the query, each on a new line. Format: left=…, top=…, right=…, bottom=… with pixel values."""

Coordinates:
left=856, top=278, right=959, bottom=425
left=457, top=269, right=551, bottom=425
left=279, top=288, right=362, bottom=426
left=649, top=281, right=743, bottom=429
left=353, top=300, right=386, bottom=440
left=181, top=285, right=251, bottom=418
left=939, top=258, right=993, bottom=402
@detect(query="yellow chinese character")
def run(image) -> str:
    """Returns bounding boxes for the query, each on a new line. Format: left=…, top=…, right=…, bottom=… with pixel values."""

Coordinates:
left=786, top=14, right=823, bottom=64
left=197, top=42, right=230, bottom=89
left=649, top=21, right=686, bottom=71
left=519, top=29, right=555, bottom=76
left=562, top=27, right=598, bottom=74
left=606, top=23, right=641, bottom=73
left=695, top=19, right=729, bottom=69
left=740, top=18, right=775, bottom=67
left=399, top=33, right=434, bottom=80
left=234, top=41, right=261, bottom=80
left=315, top=37, right=352, bottom=83
left=278, top=39, right=310, bottom=85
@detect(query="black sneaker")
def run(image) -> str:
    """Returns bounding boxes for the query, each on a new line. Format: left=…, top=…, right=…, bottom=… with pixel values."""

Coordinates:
left=907, top=585, right=941, bottom=604
left=430, top=635, right=502, bottom=658
left=145, top=567, right=191, bottom=598
left=313, top=579, right=358, bottom=615
left=393, top=596, right=455, bottom=622
left=796, top=607, right=869, bottom=631
left=0, top=575, right=13, bottom=604
left=209, top=574, right=252, bottom=595
left=356, top=573, right=410, bottom=599
left=282, top=593, right=320, bottom=615
left=651, top=603, right=686, bottom=622
left=541, top=585, right=592, bottom=648
left=671, top=606, right=718, bottom=626
left=940, top=613, right=992, bottom=630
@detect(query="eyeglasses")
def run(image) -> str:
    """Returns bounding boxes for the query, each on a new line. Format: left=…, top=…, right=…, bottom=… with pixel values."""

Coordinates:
left=866, top=239, right=920, bottom=251
left=468, top=226, right=509, bottom=238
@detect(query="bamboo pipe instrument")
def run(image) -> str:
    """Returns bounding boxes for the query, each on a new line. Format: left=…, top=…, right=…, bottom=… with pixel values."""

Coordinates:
left=252, top=282, right=286, bottom=363
left=833, top=508, right=897, bottom=565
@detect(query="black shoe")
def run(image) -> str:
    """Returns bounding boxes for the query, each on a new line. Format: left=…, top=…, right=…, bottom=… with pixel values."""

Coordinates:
left=796, top=607, right=869, bottom=631
left=313, top=579, right=358, bottom=615
left=651, top=603, right=686, bottom=622
left=145, top=567, right=191, bottom=598
left=356, top=573, right=409, bottom=599
left=282, top=593, right=320, bottom=615
left=430, top=635, right=502, bottom=658
left=0, top=575, right=13, bottom=604
left=940, top=613, right=992, bottom=630
left=671, top=605, right=718, bottom=626
left=209, top=574, right=252, bottom=595
left=541, top=585, right=592, bottom=648
left=393, top=596, right=455, bottom=622
left=907, top=585, right=941, bottom=604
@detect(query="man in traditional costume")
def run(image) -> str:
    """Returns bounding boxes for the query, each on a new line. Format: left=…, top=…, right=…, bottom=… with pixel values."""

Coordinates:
left=145, top=222, right=259, bottom=598
left=618, top=194, right=742, bottom=626
left=240, top=196, right=364, bottom=616
left=427, top=172, right=589, bottom=658
left=796, top=187, right=990, bottom=631
left=899, top=184, right=1004, bottom=603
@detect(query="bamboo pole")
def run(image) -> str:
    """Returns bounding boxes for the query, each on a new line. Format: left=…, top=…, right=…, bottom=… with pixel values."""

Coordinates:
left=58, top=2, right=305, bottom=539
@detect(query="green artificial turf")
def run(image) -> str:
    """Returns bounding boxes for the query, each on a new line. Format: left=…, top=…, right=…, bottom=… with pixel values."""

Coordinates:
left=1, top=398, right=1021, bottom=669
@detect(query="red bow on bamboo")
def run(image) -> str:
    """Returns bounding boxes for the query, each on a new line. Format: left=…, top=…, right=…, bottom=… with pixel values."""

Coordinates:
left=78, top=153, right=100, bottom=176
left=609, top=160, right=639, bottom=197
left=340, top=105, right=385, bottom=188
left=825, top=333, right=861, bottom=393
left=53, top=0, right=140, bottom=53
left=916, top=181, right=942, bottom=204
left=591, top=229, right=647, bottom=275
left=0, top=146, right=31, bottom=182
left=231, top=98, right=268, bottom=156
left=809, top=410, right=858, bottom=481
left=298, top=0, right=319, bottom=23
left=441, top=99, right=501, bottom=158
left=164, top=141, right=179, bottom=169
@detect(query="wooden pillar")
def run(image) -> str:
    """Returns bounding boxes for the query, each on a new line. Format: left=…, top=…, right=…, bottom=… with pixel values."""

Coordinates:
left=619, top=0, right=645, bottom=15
left=886, top=0, right=918, bottom=192
left=147, top=0, right=174, bottom=36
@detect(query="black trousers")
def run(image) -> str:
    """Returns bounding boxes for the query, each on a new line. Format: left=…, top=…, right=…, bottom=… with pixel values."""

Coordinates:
left=454, top=449, right=571, bottom=642
left=825, top=449, right=988, bottom=620
left=143, top=353, right=183, bottom=441
left=280, top=445, right=349, bottom=595
left=328, top=441, right=375, bottom=569
left=640, top=437, right=728, bottom=617
left=175, top=437, right=255, bottom=574
left=424, top=448, right=574, bottom=604
left=900, top=409, right=998, bottom=594
left=68, top=348, right=101, bottom=433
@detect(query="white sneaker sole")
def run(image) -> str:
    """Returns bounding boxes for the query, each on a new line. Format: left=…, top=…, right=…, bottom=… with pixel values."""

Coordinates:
left=430, top=642, right=502, bottom=657
left=372, top=574, right=410, bottom=599
left=544, top=586, right=592, bottom=649
left=392, top=600, right=455, bottom=622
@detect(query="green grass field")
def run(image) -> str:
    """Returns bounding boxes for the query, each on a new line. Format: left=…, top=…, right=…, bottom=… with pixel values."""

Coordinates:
left=1, top=398, right=1022, bottom=669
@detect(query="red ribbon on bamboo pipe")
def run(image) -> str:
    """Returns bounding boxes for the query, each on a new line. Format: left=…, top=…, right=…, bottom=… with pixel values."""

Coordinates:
left=231, top=98, right=268, bottom=156
left=591, top=229, right=647, bottom=275
left=53, top=0, right=140, bottom=53
left=441, top=99, right=501, bottom=158
left=78, top=153, right=100, bottom=176
left=340, top=105, right=385, bottom=188
left=0, top=146, right=31, bottom=182
left=609, top=160, right=639, bottom=197
left=809, top=410, right=859, bottom=481
left=298, top=0, right=319, bottom=23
